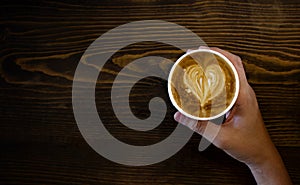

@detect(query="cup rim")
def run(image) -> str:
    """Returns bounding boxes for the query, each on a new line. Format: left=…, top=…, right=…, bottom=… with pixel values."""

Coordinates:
left=168, top=48, right=240, bottom=121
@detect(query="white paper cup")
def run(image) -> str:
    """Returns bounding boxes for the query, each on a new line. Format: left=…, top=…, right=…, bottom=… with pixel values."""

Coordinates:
left=168, top=48, right=239, bottom=120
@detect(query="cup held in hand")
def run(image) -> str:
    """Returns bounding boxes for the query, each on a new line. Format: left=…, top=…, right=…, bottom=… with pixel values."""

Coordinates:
left=168, top=49, right=239, bottom=120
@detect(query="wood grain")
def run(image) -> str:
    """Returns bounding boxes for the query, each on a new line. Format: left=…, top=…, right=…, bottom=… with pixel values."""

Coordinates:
left=0, top=0, right=299, bottom=184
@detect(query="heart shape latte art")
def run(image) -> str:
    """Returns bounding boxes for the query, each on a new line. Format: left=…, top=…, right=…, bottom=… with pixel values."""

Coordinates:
left=183, top=64, right=225, bottom=107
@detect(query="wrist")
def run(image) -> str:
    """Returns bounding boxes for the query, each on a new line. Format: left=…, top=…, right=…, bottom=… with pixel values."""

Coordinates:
left=246, top=148, right=292, bottom=185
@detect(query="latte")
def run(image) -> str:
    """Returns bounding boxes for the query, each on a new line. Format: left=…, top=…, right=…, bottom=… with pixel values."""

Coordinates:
left=168, top=50, right=239, bottom=120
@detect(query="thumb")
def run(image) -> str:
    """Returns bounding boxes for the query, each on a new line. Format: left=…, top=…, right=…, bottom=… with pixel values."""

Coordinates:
left=174, top=112, right=222, bottom=144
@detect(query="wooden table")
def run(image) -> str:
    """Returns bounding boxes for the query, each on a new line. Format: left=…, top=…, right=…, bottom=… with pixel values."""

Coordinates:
left=1, top=0, right=299, bottom=184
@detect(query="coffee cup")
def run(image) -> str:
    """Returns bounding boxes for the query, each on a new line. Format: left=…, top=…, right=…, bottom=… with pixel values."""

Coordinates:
left=168, top=48, right=239, bottom=120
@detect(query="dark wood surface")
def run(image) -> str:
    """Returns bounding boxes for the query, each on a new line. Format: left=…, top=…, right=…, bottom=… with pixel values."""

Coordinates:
left=1, top=0, right=299, bottom=184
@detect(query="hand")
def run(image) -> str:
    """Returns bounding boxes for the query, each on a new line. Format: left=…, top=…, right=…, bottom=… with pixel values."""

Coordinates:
left=174, top=47, right=292, bottom=185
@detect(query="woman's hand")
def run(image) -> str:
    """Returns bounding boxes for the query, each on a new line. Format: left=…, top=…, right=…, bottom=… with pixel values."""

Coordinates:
left=174, top=47, right=292, bottom=185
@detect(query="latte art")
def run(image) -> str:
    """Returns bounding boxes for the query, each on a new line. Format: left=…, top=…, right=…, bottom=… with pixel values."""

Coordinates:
left=183, top=64, right=225, bottom=107
left=169, top=51, right=237, bottom=118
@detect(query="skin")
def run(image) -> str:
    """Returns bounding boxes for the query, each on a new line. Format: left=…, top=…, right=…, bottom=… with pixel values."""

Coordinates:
left=174, top=47, right=293, bottom=185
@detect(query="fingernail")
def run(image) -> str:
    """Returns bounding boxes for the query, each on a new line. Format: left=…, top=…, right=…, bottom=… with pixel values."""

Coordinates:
left=225, top=111, right=231, bottom=119
left=186, top=49, right=194, bottom=53
left=199, top=46, right=209, bottom=49
left=174, top=112, right=181, bottom=122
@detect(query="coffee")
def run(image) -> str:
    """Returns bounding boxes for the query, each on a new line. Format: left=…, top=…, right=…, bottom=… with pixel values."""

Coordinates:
left=168, top=50, right=238, bottom=119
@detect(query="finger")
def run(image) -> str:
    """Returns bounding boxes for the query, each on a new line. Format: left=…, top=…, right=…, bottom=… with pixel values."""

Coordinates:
left=174, top=112, right=222, bottom=143
left=174, top=111, right=198, bottom=130
left=187, top=45, right=209, bottom=53
left=209, top=47, right=248, bottom=89
left=186, top=49, right=194, bottom=53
